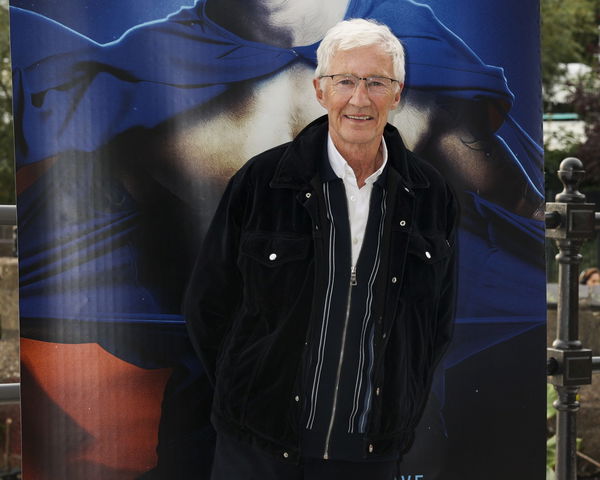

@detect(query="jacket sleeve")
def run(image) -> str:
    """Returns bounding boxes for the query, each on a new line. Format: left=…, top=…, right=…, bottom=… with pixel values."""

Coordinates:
left=431, top=182, right=460, bottom=370
left=184, top=171, right=248, bottom=387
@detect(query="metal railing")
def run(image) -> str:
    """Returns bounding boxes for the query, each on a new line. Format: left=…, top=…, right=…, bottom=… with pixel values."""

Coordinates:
left=0, top=384, right=19, bottom=406
left=0, top=207, right=15, bottom=227
left=546, top=158, right=600, bottom=480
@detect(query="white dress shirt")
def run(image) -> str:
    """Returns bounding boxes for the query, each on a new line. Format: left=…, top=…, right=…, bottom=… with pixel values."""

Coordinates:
left=327, top=134, right=388, bottom=267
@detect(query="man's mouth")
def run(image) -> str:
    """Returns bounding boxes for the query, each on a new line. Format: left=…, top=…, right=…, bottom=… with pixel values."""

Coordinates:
left=345, top=114, right=373, bottom=121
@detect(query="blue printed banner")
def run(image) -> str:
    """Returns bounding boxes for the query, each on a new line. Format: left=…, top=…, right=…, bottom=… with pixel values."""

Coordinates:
left=9, top=0, right=545, bottom=478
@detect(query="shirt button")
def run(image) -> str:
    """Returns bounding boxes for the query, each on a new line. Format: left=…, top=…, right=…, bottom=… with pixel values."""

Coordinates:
left=399, top=220, right=406, bottom=226
left=368, top=444, right=374, bottom=453
left=425, top=251, right=432, bottom=259
left=294, top=395, right=300, bottom=402
left=391, top=276, right=397, bottom=284
left=305, top=192, right=312, bottom=199
left=269, top=253, right=277, bottom=261
left=350, top=195, right=356, bottom=202
left=382, top=332, right=387, bottom=339
left=353, top=237, right=358, bottom=244
left=283, top=452, right=289, bottom=459
left=404, top=187, right=410, bottom=193
left=375, top=387, right=380, bottom=396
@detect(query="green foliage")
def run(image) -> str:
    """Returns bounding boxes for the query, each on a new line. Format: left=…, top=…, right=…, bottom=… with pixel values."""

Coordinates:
left=0, top=1, right=14, bottom=204
left=547, top=384, right=558, bottom=419
left=541, top=0, right=599, bottom=100
left=547, top=385, right=558, bottom=478
left=568, top=69, right=600, bottom=188
left=543, top=3, right=600, bottom=283
left=547, top=435, right=557, bottom=479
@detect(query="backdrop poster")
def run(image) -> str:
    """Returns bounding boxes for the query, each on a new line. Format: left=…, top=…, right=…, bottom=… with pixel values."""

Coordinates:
left=9, top=1, right=546, bottom=478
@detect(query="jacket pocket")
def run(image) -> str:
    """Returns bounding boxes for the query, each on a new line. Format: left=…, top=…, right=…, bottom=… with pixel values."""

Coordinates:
left=240, top=232, right=311, bottom=267
left=404, top=233, right=451, bottom=298
left=217, top=326, right=275, bottom=423
left=235, top=232, right=313, bottom=433
left=238, top=231, right=312, bottom=321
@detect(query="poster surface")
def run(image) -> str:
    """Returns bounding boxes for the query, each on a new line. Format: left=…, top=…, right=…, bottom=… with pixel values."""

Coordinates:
left=9, top=0, right=546, bottom=478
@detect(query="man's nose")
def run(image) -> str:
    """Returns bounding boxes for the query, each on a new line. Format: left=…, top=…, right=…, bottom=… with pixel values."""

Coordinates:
left=348, top=79, right=371, bottom=107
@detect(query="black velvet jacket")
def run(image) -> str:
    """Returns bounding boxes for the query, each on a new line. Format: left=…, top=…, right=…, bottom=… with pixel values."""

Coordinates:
left=185, top=115, right=459, bottom=463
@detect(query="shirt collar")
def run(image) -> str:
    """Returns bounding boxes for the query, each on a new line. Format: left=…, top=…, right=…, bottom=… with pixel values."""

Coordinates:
left=327, top=134, right=388, bottom=187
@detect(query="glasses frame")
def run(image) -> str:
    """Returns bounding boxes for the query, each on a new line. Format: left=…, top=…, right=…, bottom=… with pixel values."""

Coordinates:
left=318, top=73, right=400, bottom=96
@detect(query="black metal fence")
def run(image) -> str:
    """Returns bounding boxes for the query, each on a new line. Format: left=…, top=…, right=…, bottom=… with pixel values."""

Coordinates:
left=546, top=158, right=600, bottom=480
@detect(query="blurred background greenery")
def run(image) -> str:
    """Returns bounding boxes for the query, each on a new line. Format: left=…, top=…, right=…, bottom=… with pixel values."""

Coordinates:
left=542, top=0, right=600, bottom=281
left=0, top=0, right=14, bottom=205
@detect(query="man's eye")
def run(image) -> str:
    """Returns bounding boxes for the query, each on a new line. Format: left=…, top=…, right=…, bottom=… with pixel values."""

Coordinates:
left=368, top=79, right=385, bottom=88
left=337, top=78, right=356, bottom=86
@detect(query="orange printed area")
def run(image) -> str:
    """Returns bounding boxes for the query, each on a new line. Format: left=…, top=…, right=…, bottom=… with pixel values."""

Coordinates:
left=21, top=338, right=172, bottom=480
left=16, top=157, right=58, bottom=195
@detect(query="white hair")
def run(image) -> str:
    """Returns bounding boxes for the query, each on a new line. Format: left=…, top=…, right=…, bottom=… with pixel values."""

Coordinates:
left=315, top=18, right=406, bottom=83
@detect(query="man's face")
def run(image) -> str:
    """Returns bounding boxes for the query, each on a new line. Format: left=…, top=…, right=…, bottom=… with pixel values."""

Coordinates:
left=313, top=45, right=402, bottom=153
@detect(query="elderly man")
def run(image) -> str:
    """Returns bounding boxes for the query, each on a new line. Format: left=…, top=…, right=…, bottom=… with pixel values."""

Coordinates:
left=185, top=18, right=458, bottom=480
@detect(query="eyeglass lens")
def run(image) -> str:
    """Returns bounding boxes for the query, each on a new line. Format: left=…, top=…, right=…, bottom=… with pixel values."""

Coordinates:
left=330, top=74, right=394, bottom=95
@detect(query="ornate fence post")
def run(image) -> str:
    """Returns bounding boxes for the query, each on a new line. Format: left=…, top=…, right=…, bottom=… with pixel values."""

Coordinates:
left=546, top=158, right=596, bottom=480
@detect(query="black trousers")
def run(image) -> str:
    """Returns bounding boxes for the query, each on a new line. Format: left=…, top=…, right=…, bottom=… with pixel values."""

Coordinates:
left=210, top=432, right=397, bottom=480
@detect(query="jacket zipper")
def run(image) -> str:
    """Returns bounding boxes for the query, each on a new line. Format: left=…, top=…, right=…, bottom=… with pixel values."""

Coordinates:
left=323, top=265, right=356, bottom=459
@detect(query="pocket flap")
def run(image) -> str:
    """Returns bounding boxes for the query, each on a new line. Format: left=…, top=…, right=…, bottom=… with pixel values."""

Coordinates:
left=407, top=233, right=451, bottom=263
left=241, top=232, right=311, bottom=267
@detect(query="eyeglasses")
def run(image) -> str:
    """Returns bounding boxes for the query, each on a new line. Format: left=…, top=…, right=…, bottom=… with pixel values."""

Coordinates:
left=319, top=74, right=399, bottom=96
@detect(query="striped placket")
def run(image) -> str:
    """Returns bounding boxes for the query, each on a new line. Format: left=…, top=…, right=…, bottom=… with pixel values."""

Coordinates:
left=302, top=149, right=388, bottom=461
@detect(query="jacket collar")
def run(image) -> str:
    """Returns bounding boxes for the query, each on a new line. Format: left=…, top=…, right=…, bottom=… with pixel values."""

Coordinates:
left=270, top=115, right=430, bottom=190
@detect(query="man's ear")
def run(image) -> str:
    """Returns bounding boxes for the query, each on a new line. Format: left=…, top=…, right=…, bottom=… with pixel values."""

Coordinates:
left=391, top=82, right=403, bottom=109
left=313, top=78, right=326, bottom=108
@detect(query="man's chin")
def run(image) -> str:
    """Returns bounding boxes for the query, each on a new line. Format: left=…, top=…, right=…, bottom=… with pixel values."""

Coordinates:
left=338, top=130, right=381, bottom=146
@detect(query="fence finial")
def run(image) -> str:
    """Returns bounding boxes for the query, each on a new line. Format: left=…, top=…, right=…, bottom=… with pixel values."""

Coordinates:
left=556, top=157, right=586, bottom=203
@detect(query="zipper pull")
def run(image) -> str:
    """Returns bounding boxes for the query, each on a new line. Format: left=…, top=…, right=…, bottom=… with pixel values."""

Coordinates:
left=350, top=266, right=357, bottom=286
